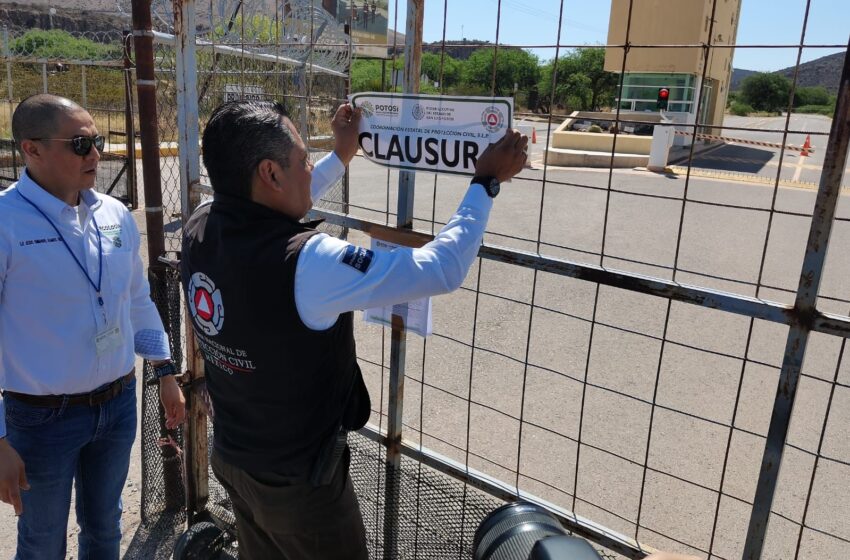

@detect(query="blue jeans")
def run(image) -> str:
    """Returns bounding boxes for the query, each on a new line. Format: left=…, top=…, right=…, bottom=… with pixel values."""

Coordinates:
left=4, top=376, right=137, bottom=560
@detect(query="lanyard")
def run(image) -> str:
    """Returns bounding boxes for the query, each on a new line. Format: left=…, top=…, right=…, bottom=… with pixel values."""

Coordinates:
left=18, top=190, right=105, bottom=306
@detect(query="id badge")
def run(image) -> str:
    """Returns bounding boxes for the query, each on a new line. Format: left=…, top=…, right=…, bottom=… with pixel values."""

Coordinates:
left=95, top=325, right=123, bottom=356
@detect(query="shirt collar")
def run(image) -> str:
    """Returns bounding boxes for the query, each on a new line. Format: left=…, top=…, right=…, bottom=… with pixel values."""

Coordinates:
left=17, top=168, right=102, bottom=220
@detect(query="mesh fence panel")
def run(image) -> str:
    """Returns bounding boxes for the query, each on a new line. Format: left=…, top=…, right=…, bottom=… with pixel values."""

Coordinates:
left=132, top=1, right=850, bottom=559
left=141, top=266, right=187, bottom=526
left=0, top=25, right=135, bottom=205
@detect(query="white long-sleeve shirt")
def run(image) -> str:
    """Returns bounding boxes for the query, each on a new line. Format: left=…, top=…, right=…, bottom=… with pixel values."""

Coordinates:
left=298, top=154, right=493, bottom=330
left=0, top=170, right=169, bottom=437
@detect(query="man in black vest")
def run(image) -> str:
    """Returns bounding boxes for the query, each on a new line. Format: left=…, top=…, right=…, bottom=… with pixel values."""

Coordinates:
left=181, top=100, right=527, bottom=559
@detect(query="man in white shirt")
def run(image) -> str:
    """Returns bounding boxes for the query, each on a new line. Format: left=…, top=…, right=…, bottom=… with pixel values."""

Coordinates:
left=0, top=94, right=186, bottom=559
left=181, top=100, right=526, bottom=559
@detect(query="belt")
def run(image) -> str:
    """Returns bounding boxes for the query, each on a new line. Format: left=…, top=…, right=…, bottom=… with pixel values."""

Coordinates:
left=3, top=370, right=135, bottom=408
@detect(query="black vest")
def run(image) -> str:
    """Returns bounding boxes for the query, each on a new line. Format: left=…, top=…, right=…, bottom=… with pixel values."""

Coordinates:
left=180, top=193, right=370, bottom=474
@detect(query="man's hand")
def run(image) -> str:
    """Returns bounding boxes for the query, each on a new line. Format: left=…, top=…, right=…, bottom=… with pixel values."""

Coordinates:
left=0, top=438, right=28, bottom=515
left=159, top=376, right=186, bottom=430
left=474, top=129, right=529, bottom=183
left=331, top=103, right=362, bottom=166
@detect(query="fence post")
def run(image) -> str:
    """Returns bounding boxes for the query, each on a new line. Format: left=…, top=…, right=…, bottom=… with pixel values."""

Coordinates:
left=172, top=0, right=210, bottom=524
left=4, top=26, right=17, bottom=181
left=41, top=62, right=47, bottom=93
left=130, top=0, right=183, bottom=511
left=382, top=1, right=423, bottom=557
left=743, top=39, right=850, bottom=559
left=123, top=31, right=138, bottom=209
left=81, top=65, right=87, bottom=108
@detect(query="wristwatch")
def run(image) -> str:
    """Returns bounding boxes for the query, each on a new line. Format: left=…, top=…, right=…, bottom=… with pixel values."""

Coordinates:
left=472, top=175, right=500, bottom=198
left=153, top=361, right=178, bottom=379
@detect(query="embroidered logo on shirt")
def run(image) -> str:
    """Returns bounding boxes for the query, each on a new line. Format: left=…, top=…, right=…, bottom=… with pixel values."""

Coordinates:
left=99, top=224, right=123, bottom=248
left=188, top=272, right=225, bottom=336
left=342, top=245, right=374, bottom=273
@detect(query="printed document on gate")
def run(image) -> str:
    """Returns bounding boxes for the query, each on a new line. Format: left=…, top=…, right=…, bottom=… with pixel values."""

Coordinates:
left=363, top=238, right=433, bottom=337
left=350, top=92, right=513, bottom=176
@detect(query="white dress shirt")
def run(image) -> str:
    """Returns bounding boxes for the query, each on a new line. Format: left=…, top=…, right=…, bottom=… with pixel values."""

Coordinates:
left=0, top=170, right=169, bottom=437
left=297, top=154, right=493, bottom=330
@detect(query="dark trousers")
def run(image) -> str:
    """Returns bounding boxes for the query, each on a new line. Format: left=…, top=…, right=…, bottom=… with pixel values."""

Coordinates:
left=211, top=447, right=369, bottom=560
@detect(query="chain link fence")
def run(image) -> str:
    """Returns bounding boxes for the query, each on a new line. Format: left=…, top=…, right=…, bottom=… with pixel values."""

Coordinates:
left=0, top=24, right=137, bottom=206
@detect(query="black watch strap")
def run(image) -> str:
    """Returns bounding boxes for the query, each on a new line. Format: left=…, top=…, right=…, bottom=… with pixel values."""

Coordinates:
left=153, top=361, right=178, bottom=379
left=472, top=175, right=500, bottom=198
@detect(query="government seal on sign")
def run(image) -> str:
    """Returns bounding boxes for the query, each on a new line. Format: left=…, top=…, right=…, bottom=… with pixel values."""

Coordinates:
left=480, top=106, right=505, bottom=133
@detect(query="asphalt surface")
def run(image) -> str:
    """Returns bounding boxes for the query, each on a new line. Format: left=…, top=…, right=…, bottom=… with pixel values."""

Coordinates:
left=345, top=124, right=850, bottom=559
left=670, top=114, right=846, bottom=189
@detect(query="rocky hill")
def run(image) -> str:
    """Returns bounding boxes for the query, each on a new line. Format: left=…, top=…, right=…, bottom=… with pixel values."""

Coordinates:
left=0, top=2, right=130, bottom=34
left=732, top=51, right=845, bottom=94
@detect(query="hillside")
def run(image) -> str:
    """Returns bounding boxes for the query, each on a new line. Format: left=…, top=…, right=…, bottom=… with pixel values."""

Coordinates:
left=732, top=51, right=845, bottom=93
left=776, top=51, right=845, bottom=94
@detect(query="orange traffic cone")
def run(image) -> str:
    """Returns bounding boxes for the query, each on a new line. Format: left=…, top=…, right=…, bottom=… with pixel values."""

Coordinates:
left=531, top=128, right=537, bottom=144
left=801, top=134, right=811, bottom=157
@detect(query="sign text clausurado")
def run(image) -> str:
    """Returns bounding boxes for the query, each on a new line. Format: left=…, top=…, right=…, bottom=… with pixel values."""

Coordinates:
left=350, top=93, right=513, bottom=176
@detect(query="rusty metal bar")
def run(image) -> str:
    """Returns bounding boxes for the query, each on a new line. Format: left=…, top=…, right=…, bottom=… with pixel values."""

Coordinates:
left=308, top=206, right=850, bottom=340
left=172, top=0, right=209, bottom=525
left=131, top=0, right=182, bottom=511
left=122, top=32, right=138, bottom=209
left=174, top=0, right=202, bottom=222
left=743, top=38, right=850, bottom=560
left=382, top=1, right=424, bottom=557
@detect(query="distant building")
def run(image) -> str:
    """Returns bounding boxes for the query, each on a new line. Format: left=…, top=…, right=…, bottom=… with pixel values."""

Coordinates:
left=604, top=0, right=741, bottom=137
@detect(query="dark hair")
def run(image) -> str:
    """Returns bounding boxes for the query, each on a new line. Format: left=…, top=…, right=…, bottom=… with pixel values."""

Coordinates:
left=202, top=100, right=297, bottom=198
left=12, top=94, right=84, bottom=149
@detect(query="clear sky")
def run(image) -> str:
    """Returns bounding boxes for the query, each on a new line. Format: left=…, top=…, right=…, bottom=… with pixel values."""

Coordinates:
left=385, top=0, right=849, bottom=71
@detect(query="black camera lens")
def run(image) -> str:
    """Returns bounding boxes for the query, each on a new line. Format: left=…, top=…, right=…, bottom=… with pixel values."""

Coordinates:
left=474, top=501, right=603, bottom=560
left=474, top=501, right=569, bottom=560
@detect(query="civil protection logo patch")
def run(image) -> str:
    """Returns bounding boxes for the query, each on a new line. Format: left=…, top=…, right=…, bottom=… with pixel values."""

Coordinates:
left=188, top=272, right=224, bottom=336
left=481, top=106, right=505, bottom=133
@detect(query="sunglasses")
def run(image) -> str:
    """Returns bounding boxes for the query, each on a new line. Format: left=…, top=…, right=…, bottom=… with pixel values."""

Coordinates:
left=31, top=135, right=106, bottom=156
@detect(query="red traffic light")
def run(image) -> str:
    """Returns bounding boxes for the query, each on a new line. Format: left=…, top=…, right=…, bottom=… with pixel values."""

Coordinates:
left=656, top=87, right=670, bottom=110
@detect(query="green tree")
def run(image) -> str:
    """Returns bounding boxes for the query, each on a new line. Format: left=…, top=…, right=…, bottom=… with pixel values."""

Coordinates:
left=420, top=52, right=462, bottom=89
left=538, top=48, right=618, bottom=111
left=350, top=59, right=385, bottom=92
left=11, top=29, right=120, bottom=60
left=461, top=48, right=540, bottom=96
left=738, top=73, right=791, bottom=112
left=793, top=86, right=830, bottom=107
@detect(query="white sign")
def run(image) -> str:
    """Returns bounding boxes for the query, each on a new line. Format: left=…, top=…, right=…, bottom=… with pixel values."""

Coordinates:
left=223, top=84, right=265, bottom=103
left=350, top=92, right=513, bottom=176
left=363, top=238, right=433, bottom=337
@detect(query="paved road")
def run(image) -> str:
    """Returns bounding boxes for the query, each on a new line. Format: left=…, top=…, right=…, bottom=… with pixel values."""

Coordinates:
left=671, top=114, right=846, bottom=189
left=345, top=153, right=850, bottom=559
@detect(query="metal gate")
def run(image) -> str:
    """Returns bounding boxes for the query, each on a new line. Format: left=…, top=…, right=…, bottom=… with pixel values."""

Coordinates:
left=135, top=0, right=850, bottom=559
